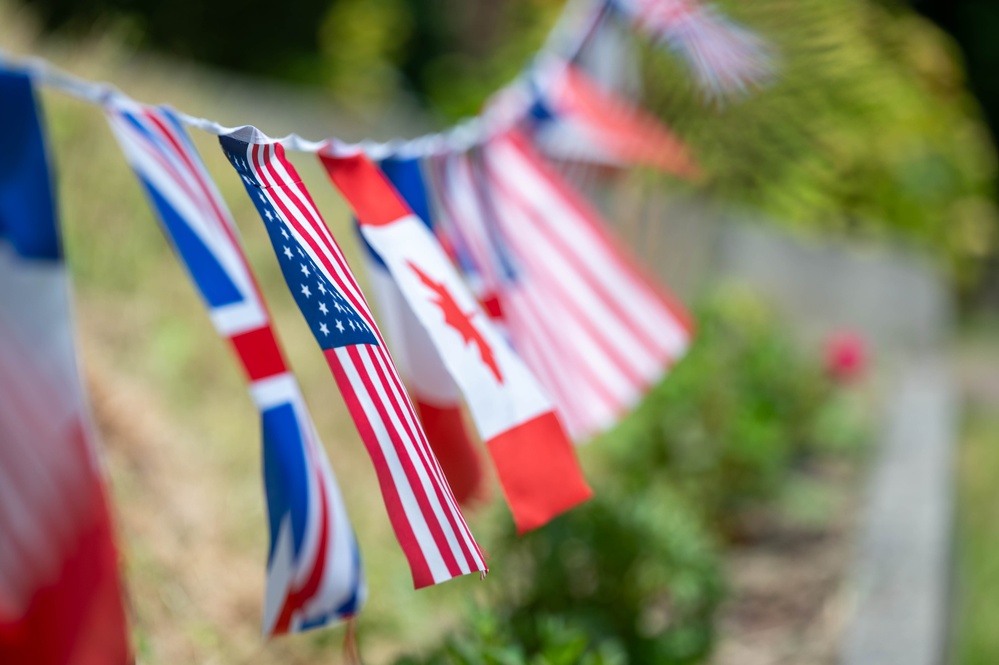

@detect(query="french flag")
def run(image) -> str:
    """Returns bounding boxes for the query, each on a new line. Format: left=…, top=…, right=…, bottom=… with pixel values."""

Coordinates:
left=516, top=55, right=699, bottom=177
left=0, top=70, right=130, bottom=665
left=318, top=146, right=592, bottom=534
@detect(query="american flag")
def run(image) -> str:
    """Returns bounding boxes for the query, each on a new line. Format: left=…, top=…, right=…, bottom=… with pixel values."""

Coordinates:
left=220, top=130, right=486, bottom=588
left=427, top=129, right=693, bottom=442
left=105, top=99, right=365, bottom=635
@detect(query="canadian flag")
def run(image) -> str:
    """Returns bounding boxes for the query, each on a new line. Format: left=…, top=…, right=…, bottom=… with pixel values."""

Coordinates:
left=353, top=156, right=487, bottom=507
left=358, top=243, right=487, bottom=506
left=319, top=148, right=591, bottom=533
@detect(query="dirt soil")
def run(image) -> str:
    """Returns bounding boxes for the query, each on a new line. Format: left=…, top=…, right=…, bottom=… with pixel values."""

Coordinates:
left=711, top=469, right=861, bottom=665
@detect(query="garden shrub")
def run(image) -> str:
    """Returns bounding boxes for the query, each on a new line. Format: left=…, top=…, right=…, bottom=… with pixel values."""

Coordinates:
left=395, top=486, right=723, bottom=665
left=392, top=287, right=867, bottom=664
left=601, top=287, right=864, bottom=540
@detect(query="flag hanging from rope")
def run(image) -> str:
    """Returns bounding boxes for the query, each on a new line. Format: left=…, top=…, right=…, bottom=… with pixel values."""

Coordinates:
left=105, top=99, right=365, bottom=635
left=607, top=0, right=774, bottom=98
left=220, top=129, right=486, bottom=588
left=319, top=146, right=592, bottom=533
left=428, top=130, right=693, bottom=442
left=354, top=156, right=487, bottom=507
left=0, top=70, right=130, bottom=665
left=517, top=56, right=699, bottom=177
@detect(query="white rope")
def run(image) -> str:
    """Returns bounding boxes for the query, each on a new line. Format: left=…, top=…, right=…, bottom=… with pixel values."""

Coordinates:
left=0, top=0, right=607, bottom=158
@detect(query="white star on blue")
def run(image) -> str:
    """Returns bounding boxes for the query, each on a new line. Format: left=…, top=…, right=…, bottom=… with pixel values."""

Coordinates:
left=223, top=136, right=378, bottom=352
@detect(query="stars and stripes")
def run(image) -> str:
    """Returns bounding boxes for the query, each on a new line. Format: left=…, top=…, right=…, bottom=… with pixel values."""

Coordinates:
left=105, top=99, right=364, bottom=635
left=220, top=129, right=486, bottom=589
left=427, top=129, right=693, bottom=442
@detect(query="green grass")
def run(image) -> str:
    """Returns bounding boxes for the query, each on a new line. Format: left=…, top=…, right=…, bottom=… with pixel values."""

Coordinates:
left=953, top=320, right=999, bottom=665
left=954, top=406, right=999, bottom=665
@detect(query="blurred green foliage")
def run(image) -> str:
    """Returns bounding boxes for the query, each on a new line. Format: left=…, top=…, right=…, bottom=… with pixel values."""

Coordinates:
left=604, top=288, right=867, bottom=539
left=954, top=405, right=999, bottom=665
left=24, top=0, right=999, bottom=293
left=642, top=1, right=998, bottom=296
left=309, top=0, right=999, bottom=299
left=394, top=488, right=723, bottom=665
left=390, top=288, right=867, bottom=664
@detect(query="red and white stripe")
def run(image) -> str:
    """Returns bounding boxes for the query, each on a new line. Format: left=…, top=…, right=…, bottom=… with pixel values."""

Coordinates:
left=615, top=0, right=774, bottom=98
left=432, top=130, right=693, bottom=441
left=230, top=135, right=486, bottom=587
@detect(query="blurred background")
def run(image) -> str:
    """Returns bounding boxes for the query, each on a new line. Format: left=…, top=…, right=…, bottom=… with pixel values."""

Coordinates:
left=2, top=0, right=999, bottom=662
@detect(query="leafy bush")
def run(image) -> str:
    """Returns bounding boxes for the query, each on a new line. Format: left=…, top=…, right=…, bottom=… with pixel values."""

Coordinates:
left=643, top=0, right=998, bottom=294
left=392, top=608, right=627, bottom=665
left=396, top=487, right=723, bottom=665
left=601, top=287, right=862, bottom=540
left=392, top=288, right=867, bottom=664
left=497, top=487, right=723, bottom=665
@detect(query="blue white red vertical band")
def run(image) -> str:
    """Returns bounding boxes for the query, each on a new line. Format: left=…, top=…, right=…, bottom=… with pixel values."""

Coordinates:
left=104, top=98, right=364, bottom=635
left=218, top=128, right=486, bottom=589
left=0, top=69, right=130, bottom=664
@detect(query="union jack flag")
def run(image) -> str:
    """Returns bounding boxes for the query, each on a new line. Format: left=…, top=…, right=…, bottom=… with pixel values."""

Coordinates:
left=220, top=130, right=487, bottom=589
left=105, top=100, right=364, bottom=634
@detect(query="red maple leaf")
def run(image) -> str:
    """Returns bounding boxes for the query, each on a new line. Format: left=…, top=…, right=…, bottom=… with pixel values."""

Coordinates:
left=407, top=260, right=503, bottom=384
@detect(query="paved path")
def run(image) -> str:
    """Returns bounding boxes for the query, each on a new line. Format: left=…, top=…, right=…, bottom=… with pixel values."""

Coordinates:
left=840, top=360, right=958, bottom=665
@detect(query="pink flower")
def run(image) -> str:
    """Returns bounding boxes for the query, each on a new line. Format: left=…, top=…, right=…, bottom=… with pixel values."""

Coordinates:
left=824, top=330, right=867, bottom=382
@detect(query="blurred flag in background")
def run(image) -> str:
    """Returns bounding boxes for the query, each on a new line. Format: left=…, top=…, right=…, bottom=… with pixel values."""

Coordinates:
left=0, top=70, right=130, bottom=665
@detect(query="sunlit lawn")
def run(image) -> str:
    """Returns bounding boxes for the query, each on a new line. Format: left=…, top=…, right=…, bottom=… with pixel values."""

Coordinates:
left=953, top=326, right=999, bottom=665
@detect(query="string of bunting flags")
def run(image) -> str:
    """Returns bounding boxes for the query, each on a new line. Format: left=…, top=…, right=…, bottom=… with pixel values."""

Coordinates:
left=0, top=0, right=773, bottom=660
